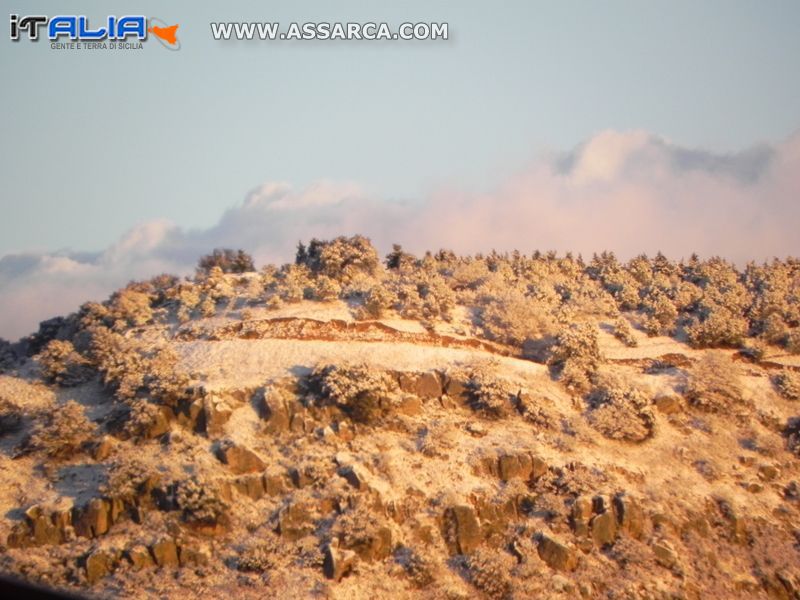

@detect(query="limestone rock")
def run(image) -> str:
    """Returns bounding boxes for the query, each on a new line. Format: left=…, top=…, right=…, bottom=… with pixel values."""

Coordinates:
left=126, top=545, right=154, bottom=571
left=444, top=505, right=481, bottom=555
left=537, top=533, right=578, bottom=572
left=85, top=549, right=118, bottom=584
left=151, top=538, right=180, bottom=568
left=324, top=544, right=356, bottom=581
left=216, top=440, right=267, bottom=474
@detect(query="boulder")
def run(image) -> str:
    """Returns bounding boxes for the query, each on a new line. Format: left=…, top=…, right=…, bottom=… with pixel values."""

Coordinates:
left=278, top=502, right=316, bottom=541
left=652, top=540, right=678, bottom=568
left=125, top=545, right=154, bottom=571
left=85, top=549, right=118, bottom=584
left=151, top=538, right=180, bottom=568
left=323, top=545, right=356, bottom=581
left=232, top=473, right=267, bottom=500
left=73, top=498, right=112, bottom=538
left=613, top=493, right=645, bottom=539
left=444, top=505, right=481, bottom=555
left=591, top=510, right=617, bottom=547
left=216, top=440, right=267, bottom=474
left=654, top=394, right=683, bottom=415
left=203, top=395, right=234, bottom=437
left=537, top=533, right=578, bottom=572
left=179, top=544, right=210, bottom=567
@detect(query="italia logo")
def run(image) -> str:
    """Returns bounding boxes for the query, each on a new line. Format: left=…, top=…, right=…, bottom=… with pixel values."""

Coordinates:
left=9, top=15, right=180, bottom=50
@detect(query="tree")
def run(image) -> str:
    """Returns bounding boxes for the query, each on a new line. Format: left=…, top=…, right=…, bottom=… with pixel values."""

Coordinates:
left=197, top=248, right=255, bottom=274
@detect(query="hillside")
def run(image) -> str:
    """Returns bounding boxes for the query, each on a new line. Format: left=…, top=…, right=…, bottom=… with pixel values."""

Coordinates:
left=0, top=237, right=799, bottom=599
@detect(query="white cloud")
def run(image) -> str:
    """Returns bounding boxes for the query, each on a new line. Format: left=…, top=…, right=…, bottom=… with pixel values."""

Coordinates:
left=1, top=130, right=798, bottom=341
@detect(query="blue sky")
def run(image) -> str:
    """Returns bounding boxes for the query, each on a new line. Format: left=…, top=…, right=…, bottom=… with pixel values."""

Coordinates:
left=1, top=0, right=799, bottom=257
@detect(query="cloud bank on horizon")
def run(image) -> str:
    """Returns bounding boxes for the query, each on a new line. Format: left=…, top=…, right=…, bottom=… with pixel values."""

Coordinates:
left=2, top=129, right=799, bottom=340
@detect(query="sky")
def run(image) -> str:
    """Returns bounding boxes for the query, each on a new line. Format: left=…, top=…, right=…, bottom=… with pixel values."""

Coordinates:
left=1, top=1, right=800, bottom=339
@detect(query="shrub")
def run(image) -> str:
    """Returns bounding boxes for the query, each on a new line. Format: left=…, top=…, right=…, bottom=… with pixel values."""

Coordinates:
left=685, top=353, right=746, bottom=413
left=549, top=323, right=601, bottom=394
left=586, top=375, right=655, bottom=442
left=686, top=305, right=749, bottom=348
left=36, top=340, right=93, bottom=386
left=360, top=284, right=396, bottom=319
left=312, top=275, right=342, bottom=302
left=238, top=540, right=278, bottom=573
left=197, top=248, right=255, bottom=274
left=297, top=236, right=380, bottom=284
left=465, top=548, right=513, bottom=600
left=101, top=457, right=162, bottom=502
left=785, top=417, right=800, bottom=456
left=25, top=400, right=95, bottom=458
left=176, top=475, right=229, bottom=525
left=89, top=326, right=148, bottom=400
left=466, top=365, right=516, bottom=419
left=774, top=370, right=800, bottom=401
left=480, top=289, right=556, bottom=347
left=613, top=316, right=638, bottom=347
left=395, top=547, right=434, bottom=589
left=108, top=288, right=154, bottom=329
left=311, top=363, right=397, bottom=424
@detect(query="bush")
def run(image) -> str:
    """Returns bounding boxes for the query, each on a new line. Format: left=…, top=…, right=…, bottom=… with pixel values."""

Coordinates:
left=36, top=340, right=93, bottom=386
left=297, top=236, right=380, bottom=284
left=613, top=316, right=638, bottom=347
left=586, top=375, right=654, bottom=442
left=101, top=457, right=162, bottom=502
left=480, top=289, right=556, bottom=347
left=685, top=353, right=746, bottom=413
left=686, top=305, right=749, bottom=348
left=197, top=248, right=255, bottom=274
left=108, top=288, right=154, bottom=329
left=549, top=323, right=601, bottom=394
left=312, top=275, right=342, bottom=302
left=466, top=364, right=516, bottom=419
left=774, top=370, right=800, bottom=401
left=25, top=400, right=95, bottom=458
left=0, top=397, right=23, bottom=435
left=176, top=475, right=229, bottom=525
left=360, top=284, right=396, bottom=319
left=465, top=548, right=513, bottom=600
left=238, top=540, right=278, bottom=573
left=311, top=363, right=397, bottom=424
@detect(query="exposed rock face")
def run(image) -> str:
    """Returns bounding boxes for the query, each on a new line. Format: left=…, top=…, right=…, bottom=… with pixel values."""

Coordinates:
left=443, top=505, right=482, bottom=555
left=324, top=545, right=356, bottom=581
left=151, top=538, right=180, bottom=568
left=537, top=533, right=578, bottom=572
left=215, top=440, right=267, bottom=474
left=85, top=549, right=119, bottom=584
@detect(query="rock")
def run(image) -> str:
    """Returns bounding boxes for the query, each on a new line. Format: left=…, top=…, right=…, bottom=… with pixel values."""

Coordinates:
left=85, top=549, right=117, bottom=584
left=591, top=510, right=618, bottom=547
left=216, top=440, right=267, bottom=474
left=444, top=505, right=482, bottom=555
left=531, top=456, right=548, bottom=480
left=151, top=538, right=180, bottom=568
left=758, top=464, right=780, bottom=482
left=323, top=544, right=356, bottom=581
left=179, top=544, right=210, bottom=567
left=498, top=452, right=533, bottom=481
left=654, top=394, right=683, bottom=415
left=203, top=395, right=234, bottom=437
left=232, top=473, right=267, bottom=500
left=263, top=471, right=289, bottom=496
left=747, top=481, right=764, bottom=493
left=125, top=545, right=154, bottom=571
left=537, top=533, right=578, bottom=572
left=652, top=540, right=678, bottom=568
left=613, top=493, right=645, bottom=539
left=73, top=498, right=111, bottom=538
left=571, top=496, right=593, bottom=538
left=345, top=525, right=393, bottom=562
left=278, top=502, right=316, bottom=541
left=465, top=422, right=487, bottom=437
left=397, top=395, right=422, bottom=416
left=93, top=436, right=116, bottom=460
left=339, top=464, right=369, bottom=490
left=444, top=376, right=470, bottom=404
left=415, top=372, right=443, bottom=398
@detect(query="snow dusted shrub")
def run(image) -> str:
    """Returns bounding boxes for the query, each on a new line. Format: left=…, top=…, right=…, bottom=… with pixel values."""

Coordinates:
left=613, top=316, right=638, bottom=347
left=774, top=369, right=800, bottom=401
left=197, top=248, right=255, bottom=275
left=311, top=363, right=397, bottom=424
left=586, top=375, right=654, bottom=442
left=686, top=304, right=749, bottom=348
left=89, top=326, right=147, bottom=400
left=176, top=475, right=229, bottom=526
left=101, top=457, right=162, bottom=503
left=297, top=236, right=380, bottom=284
left=640, top=290, right=678, bottom=336
left=465, top=548, right=513, bottom=600
left=108, top=288, right=154, bottom=329
left=0, top=397, right=24, bottom=435
left=275, top=264, right=312, bottom=303
left=36, top=340, right=93, bottom=386
left=466, top=363, right=516, bottom=419
left=359, top=284, right=396, bottom=319
left=312, top=275, right=342, bottom=302
left=686, top=352, right=746, bottom=413
left=25, top=400, right=95, bottom=458
left=549, top=322, right=601, bottom=394
left=480, top=289, right=556, bottom=347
